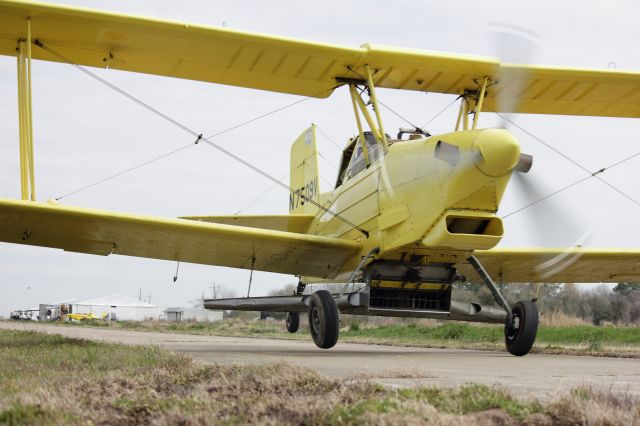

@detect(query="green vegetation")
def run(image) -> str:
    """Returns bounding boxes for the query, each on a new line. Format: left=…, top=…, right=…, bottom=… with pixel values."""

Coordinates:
left=0, top=329, right=637, bottom=425
left=329, top=385, right=544, bottom=424
left=454, top=281, right=640, bottom=326
left=57, top=316, right=640, bottom=357
left=342, top=322, right=640, bottom=345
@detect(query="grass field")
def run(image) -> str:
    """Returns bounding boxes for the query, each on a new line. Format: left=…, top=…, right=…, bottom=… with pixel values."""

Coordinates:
left=55, top=316, right=640, bottom=358
left=1, top=329, right=638, bottom=425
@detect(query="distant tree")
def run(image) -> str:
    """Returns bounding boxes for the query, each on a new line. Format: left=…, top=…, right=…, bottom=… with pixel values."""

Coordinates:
left=609, top=295, right=631, bottom=324
left=628, top=293, right=640, bottom=324
left=262, top=284, right=298, bottom=320
left=613, top=282, right=640, bottom=296
left=215, top=285, right=238, bottom=299
left=268, top=284, right=297, bottom=296
left=189, top=295, right=204, bottom=309
left=185, top=285, right=241, bottom=318
left=587, top=286, right=613, bottom=325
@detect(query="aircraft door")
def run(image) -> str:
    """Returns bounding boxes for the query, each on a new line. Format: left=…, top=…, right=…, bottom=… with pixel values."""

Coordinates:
left=317, top=134, right=381, bottom=239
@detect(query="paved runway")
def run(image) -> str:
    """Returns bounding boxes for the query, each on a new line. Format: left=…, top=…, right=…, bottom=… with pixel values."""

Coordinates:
left=2, top=322, right=639, bottom=400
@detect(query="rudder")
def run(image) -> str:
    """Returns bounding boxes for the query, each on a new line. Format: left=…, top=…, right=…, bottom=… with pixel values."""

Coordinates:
left=290, top=125, right=320, bottom=214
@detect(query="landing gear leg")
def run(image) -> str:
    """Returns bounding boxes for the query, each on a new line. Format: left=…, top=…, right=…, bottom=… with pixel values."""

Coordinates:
left=284, top=281, right=306, bottom=333
left=308, top=290, right=339, bottom=349
left=285, top=312, right=300, bottom=333
left=467, top=256, right=538, bottom=356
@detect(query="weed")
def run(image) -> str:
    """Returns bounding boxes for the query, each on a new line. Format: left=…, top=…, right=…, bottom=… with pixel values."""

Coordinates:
left=398, top=384, right=544, bottom=420
left=0, top=404, right=76, bottom=425
left=0, top=329, right=638, bottom=425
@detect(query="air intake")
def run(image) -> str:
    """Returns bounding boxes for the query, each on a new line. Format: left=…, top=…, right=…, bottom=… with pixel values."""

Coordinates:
left=423, top=210, right=503, bottom=250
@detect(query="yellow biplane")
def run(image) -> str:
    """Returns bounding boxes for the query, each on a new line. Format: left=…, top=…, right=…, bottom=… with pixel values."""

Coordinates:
left=66, top=312, right=107, bottom=321
left=1, top=0, right=639, bottom=356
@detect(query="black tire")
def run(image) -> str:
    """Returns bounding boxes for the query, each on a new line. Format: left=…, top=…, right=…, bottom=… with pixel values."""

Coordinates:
left=308, top=290, right=339, bottom=349
left=505, top=300, right=539, bottom=356
left=286, top=312, right=300, bottom=333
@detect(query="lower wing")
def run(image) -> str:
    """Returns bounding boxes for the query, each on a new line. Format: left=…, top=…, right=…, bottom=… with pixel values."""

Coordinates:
left=0, top=198, right=360, bottom=278
left=459, top=247, right=640, bottom=283
left=180, top=214, right=314, bottom=233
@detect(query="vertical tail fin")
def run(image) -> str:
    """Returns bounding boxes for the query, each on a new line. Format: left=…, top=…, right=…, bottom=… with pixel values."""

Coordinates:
left=289, top=125, right=320, bottom=214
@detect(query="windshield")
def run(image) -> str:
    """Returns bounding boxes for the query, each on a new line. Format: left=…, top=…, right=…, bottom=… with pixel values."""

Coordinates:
left=344, top=133, right=382, bottom=180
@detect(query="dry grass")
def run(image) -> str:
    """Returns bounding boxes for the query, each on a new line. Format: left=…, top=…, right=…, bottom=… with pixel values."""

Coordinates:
left=350, top=370, right=436, bottom=380
left=539, top=310, right=589, bottom=327
left=0, top=329, right=378, bottom=425
left=1, top=329, right=639, bottom=425
left=544, top=386, right=640, bottom=426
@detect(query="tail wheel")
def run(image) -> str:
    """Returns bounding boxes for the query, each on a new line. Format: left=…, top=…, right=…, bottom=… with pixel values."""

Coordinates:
left=505, top=300, right=539, bottom=356
left=308, top=290, right=339, bottom=349
left=286, top=312, right=300, bottom=333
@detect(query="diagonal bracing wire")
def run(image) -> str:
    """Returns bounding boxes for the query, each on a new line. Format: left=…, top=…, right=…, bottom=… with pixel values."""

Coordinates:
left=235, top=172, right=290, bottom=215
left=56, top=143, right=195, bottom=201
left=315, top=125, right=343, bottom=151
left=377, top=99, right=421, bottom=130
left=36, top=40, right=370, bottom=237
left=421, top=96, right=460, bottom=129
left=496, top=111, right=640, bottom=218
left=235, top=125, right=339, bottom=214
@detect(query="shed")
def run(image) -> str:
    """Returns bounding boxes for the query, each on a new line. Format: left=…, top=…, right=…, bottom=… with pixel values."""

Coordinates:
left=164, top=307, right=222, bottom=322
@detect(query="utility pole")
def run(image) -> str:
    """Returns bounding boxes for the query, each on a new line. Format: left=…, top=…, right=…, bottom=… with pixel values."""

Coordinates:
left=139, top=288, right=142, bottom=302
left=208, top=282, right=217, bottom=299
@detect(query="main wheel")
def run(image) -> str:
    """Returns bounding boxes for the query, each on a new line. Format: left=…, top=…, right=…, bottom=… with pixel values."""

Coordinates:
left=505, top=300, right=539, bottom=356
left=286, top=312, right=300, bottom=333
left=308, top=290, right=339, bottom=349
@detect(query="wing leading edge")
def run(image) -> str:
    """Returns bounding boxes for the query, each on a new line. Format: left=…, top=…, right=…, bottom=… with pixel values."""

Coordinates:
left=458, top=248, right=640, bottom=284
left=1, top=0, right=638, bottom=117
left=0, top=198, right=360, bottom=278
left=180, top=214, right=314, bottom=233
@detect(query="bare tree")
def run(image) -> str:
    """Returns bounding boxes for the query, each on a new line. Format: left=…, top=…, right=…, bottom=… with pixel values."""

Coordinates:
left=268, top=284, right=297, bottom=296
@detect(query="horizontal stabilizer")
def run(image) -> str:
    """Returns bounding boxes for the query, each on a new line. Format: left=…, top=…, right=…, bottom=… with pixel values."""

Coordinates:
left=181, top=214, right=314, bottom=233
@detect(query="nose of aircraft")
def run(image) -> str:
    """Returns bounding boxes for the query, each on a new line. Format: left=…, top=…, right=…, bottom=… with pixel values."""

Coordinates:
left=472, top=129, right=521, bottom=177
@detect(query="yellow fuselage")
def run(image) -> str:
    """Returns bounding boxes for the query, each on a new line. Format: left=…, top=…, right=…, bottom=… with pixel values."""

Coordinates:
left=313, top=129, right=521, bottom=277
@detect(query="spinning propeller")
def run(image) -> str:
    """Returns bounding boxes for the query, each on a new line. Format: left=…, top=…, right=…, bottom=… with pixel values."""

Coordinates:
left=489, top=24, right=592, bottom=278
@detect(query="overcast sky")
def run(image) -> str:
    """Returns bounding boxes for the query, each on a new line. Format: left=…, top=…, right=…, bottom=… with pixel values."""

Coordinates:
left=1, top=0, right=639, bottom=316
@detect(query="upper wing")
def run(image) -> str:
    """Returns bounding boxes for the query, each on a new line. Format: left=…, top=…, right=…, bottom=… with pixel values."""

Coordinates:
left=180, top=214, right=314, bottom=233
left=0, top=198, right=360, bottom=278
left=0, top=1, right=494, bottom=98
left=481, top=65, right=640, bottom=118
left=0, top=0, right=363, bottom=98
left=457, top=248, right=640, bottom=283
left=2, top=1, right=637, bottom=117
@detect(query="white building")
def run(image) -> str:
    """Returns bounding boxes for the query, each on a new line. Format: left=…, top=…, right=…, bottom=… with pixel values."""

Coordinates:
left=164, top=307, right=223, bottom=322
left=72, top=294, right=162, bottom=321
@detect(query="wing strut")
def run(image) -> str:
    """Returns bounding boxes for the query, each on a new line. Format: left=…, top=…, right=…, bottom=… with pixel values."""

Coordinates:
left=455, top=77, right=490, bottom=131
left=467, top=255, right=512, bottom=325
left=16, top=18, right=36, bottom=201
left=341, top=71, right=389, bottom=157
left=246, top=256, right=256, bottom=298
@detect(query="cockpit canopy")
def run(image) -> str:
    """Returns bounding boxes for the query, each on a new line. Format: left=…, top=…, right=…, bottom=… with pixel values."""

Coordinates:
left=335, top=131, right=388, bottom=188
